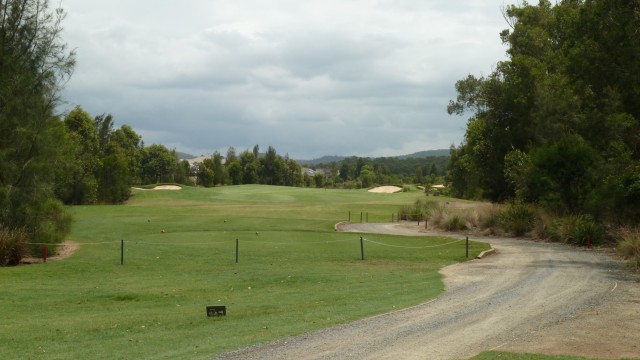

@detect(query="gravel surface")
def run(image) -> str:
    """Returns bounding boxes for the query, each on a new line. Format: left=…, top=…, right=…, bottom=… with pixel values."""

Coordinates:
left=216, top=223, right=640, bottom=360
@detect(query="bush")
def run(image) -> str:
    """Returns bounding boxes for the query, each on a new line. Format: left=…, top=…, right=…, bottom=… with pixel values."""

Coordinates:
left=398, top=199, right=426, bottom=221
left=445, top=214, right=467, bottom=231
left=547, top=214, right=604, bottom=245
left=0, top=227, right=28, bottom=266
left=617, top=227, right=640, bottom=269
left=477, top=205, right=502, bottom=233
left=499, top=203, right=537, bottom=236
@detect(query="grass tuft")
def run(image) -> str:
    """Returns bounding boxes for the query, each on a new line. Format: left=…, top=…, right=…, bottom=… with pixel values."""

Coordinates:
left=617, top=227, right=640, bottom=269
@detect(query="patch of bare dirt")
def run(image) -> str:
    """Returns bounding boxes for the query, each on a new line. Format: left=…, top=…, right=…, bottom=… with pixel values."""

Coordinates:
left=20, top=241, right=79, bottom=264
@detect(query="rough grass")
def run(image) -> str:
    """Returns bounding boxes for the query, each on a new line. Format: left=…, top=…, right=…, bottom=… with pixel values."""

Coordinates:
left=0, top=185, right=489, bottom=359
left=617, top=227, right=640, bottom=269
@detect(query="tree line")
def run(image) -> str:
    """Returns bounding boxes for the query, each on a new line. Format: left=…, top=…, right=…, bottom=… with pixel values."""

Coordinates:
left=447, top=0, right=640, bottom=224
left=306, top=156, right=448, bottom=189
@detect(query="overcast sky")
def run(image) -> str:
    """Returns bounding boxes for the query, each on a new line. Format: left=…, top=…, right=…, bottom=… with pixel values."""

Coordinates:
left=59, top=0, right=511, bottom=159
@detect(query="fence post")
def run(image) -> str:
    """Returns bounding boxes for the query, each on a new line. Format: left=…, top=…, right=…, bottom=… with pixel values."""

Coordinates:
left=360, top=212, right=363, bottom=223
left=121, top=240, right=124, bottom=265
left=348, top=211, right=351, bottom=222
left=360, top=237, right=365, bottom=260
left=366, top=212, right=369, bottom=223
left=43, top=245, right=47, bottom=263
left=466, top=236, right=469, bottom=258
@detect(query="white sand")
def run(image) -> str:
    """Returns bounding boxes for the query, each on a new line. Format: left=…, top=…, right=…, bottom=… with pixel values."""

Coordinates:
left=133, top=185, right=182, bottom=190
left=368, top=186, right=403, bottom=193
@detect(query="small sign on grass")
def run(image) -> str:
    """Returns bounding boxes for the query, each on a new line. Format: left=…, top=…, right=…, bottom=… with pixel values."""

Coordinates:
left=206, top=305, right=226, bottom=317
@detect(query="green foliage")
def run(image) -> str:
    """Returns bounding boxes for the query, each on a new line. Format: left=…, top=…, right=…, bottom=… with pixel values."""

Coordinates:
left=141, top=144, right=179, bottom=184
left=0, top=226, right=28, bottom=266
left=547, top=214, right=604, bottom=246
left=0, top=0, right=75, bottom=248
left=498, top=203, right=537, bottom=236
left=61, top=108, right=144, bottom=204
left=529, top=136, right=599, bottom=213
left=447, top=0, right=640, bottom=224
left=310, top=155, right=449, bottom=188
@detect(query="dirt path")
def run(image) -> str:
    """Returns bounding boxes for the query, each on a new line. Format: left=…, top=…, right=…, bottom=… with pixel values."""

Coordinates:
left=217, top=222, right=640, bottom=360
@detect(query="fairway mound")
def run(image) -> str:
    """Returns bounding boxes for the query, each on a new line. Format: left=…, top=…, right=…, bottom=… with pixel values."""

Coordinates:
left=368, top=186, right=402, bottom=193
left=133, top=185, right=182, bottom=190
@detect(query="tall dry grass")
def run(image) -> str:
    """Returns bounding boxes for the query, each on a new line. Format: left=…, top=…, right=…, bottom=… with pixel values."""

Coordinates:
left=617, top=227, right=640, bottom=269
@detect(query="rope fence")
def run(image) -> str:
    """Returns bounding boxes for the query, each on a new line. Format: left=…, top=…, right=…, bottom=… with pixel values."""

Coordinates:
left=23, top=234, right=473, bottom=264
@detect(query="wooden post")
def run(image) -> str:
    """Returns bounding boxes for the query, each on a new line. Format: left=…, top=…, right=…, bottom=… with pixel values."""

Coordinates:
left=466, top=236, right=469, bottom=258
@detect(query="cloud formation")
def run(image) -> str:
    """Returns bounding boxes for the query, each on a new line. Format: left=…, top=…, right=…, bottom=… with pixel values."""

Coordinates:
left=60, top=0, right=510, bottom=159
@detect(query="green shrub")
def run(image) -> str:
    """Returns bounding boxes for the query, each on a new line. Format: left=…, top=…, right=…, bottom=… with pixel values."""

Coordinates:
left=617, top=227, right=640, bottom=269
left=0, top=226, right=28, bottom=266
left=547, top=215, right=604, bottom=245
left=499, top=203, right=536, bottom=236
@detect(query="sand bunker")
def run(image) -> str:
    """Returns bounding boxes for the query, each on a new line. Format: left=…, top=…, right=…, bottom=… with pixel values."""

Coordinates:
left=133, top=185, right=182, bottom=190
left=368, top=186, right=403, bottom=193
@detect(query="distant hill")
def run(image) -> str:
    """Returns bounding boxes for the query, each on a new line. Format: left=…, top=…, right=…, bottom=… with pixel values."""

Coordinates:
left=396, top=149, right=450, bottom=159
left=176, top=152, right=196, bottom=160
left=299, top=155, right=346, bottom=165
left=298, top=149, right=449, bottom=165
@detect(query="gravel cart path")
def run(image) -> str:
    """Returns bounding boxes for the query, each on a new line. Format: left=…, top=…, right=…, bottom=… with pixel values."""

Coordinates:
left=216, top=223, right=640, bottom=360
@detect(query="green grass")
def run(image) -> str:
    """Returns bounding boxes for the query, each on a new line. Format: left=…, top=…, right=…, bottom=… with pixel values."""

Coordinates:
left=0, top=185, right=489, bottom=359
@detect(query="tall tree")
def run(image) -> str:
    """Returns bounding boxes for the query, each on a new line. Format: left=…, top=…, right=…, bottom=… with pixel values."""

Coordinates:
left=0, top=0, right=75, bottom=250
left=61, top=106, right=99, bottom=204
left=447, top=0, right=640, bottom=220
left=140, top=144, right=178, bottom=184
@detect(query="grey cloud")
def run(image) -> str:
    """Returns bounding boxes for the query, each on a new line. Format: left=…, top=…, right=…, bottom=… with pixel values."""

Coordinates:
left=60, top=0, right=512, bottom=159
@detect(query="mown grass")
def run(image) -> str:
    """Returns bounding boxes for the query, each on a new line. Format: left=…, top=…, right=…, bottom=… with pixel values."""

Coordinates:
left=0, top=185, right=489, bottom=359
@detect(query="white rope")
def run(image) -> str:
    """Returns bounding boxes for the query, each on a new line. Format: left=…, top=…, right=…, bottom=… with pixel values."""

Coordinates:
left=363, top=238, right=464, bottom=249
